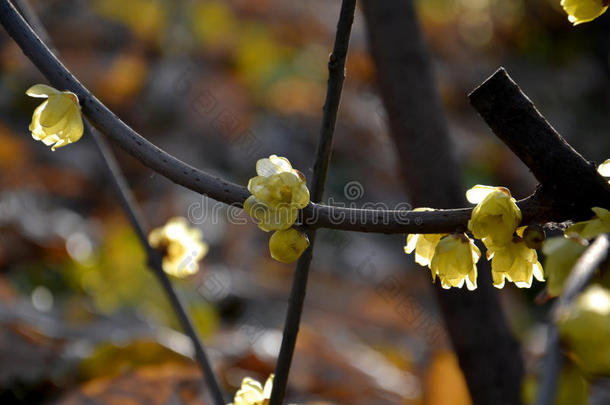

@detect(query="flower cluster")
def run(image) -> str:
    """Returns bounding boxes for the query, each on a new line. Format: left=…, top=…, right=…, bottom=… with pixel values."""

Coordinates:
left=26, top=84, right=84, bottom=150
left=245, top=155, right=310, bottom=263
left=405, top=185, right=544, bottom=290
left=561, top=0, right=609, bottom=25
left=148, top=217, right=208, bottom=277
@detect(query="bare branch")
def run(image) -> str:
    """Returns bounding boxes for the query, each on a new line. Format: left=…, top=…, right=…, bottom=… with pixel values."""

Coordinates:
left=269, top=1, right=356, bottom=404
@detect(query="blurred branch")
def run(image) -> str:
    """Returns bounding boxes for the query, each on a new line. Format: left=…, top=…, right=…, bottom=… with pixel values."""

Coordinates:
left=0, top=0, right=562, bottom=236
left=361, top=1, right=524, bottom=404
left=536, top=234, right=610, bottom=405
left=8, top=1, right=225, bottom=403
left=269, top=1, right=356, bottom=404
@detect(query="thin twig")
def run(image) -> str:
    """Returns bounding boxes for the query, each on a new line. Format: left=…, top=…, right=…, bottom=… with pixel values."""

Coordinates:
left=0, top=0, right=559, bottom=234
left=9, top=1, right=225, bottom=403
left=86, top=122, right=226, bottom=405
left=536, top=234, right=610, bottom=405
left=269, top=1, right=356, bottom=404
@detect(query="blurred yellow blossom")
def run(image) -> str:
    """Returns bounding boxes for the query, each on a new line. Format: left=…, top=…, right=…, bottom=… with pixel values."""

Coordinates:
left=404, top=208, right=447, bottom=269
left=430, top=234, right=480, bottom=290
left=148, top=217, right=208, bottom=278
left=229, top=374, right=273, bottom=405
left=598, top=159, right=610, bottom=177
left=543, top=236, right=588, bottom=296
left=487, top=237, right=544, bottom=289
left=245, top=155, right=310, bottom=231
left=561, top=0, right=608, bottom=25
left=26, top=84, right=83, bottom=151
left=269, top=228, right=309, bottom=263
left=559, top=285, right=610, bottom=375
left=565, top=207, right=610, bottom=240
left=467, top=185, right=522, bottom=247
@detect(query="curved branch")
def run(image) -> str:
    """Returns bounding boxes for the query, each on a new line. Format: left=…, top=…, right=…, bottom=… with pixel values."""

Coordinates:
left=0, top=0, right=560, bottom=235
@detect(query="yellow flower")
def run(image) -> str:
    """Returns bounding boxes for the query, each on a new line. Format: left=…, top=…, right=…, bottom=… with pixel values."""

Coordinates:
left=148, top=217, right=208, bottom=277
left=559, top=285, right=610, bottom=375
left=565, top=207, right=610, bottom=240
left=561, top=0, right=608, bottom=25
left=405, top=233, right=446, bottom=267
left=245, top=155, right=310, bottom=231
left=269, top=228, right=309, bottom=263
left=229, top=374, right=273, bottom=405
left=543, top=236, right=588, bottom=296
left=404, top=208, right=447, bottom=269
left=599, top=159, right=610, bottom=177
left=26, top=84, right=84, bottom=150
left=467, top=185, right=522, bottom=247
left=430, top=234, right=480, bottom=290
left=487, top=237, right=544, bottom=289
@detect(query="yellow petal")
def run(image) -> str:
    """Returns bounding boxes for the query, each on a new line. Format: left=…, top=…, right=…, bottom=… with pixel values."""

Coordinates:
left=466, top=184, right=500, bottom=204
left=256, top=154, right=293, bottom=177
left=561, top=0, right=608, bottom=25
left=39, top=94, right=74, bottom=127
left=598, top=159, right=610, bottom=177
left=26, top=83, right=60, bottom=98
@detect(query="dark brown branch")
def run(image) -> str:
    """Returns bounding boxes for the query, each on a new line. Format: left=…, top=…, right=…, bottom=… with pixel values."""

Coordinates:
left=469, top=68, right=610, bottom=218
left=269, top=1, right=356, bottom=404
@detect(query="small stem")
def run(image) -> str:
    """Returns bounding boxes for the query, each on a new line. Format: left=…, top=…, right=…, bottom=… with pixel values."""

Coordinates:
left=536, top=234, right=610, bottom=405
left=86, top=121, right=226, bottom=405
left=8, top=1, right=225, bottom=402
left=268, top=1, right=356, bottom=404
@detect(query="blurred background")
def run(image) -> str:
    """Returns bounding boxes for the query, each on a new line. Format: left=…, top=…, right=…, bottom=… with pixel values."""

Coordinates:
left=0, top=0, right=608, bottom=404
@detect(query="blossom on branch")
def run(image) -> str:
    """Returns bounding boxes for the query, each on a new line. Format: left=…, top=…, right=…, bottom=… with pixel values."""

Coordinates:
left=269, top=228, right=309, bottom=263
left=430, top=234, right=480, bottom=290
left=565, top=207, right=610, bottom=240
left=26, top=84, right=84, bottom=150
left=543, top=236, right=588, bottom=296
left=245, top=155, right=310, bottom=232
left=148, top=217, right=208, bottom=277
left=487, top=237, right=544, bottom=289
left=467, top=185, right=522, bottom=247
left=404, top=208, right=447, bottom=269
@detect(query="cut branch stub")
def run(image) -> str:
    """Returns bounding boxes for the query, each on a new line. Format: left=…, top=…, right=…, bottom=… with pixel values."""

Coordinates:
left=469, top=68, right=610, bottom=219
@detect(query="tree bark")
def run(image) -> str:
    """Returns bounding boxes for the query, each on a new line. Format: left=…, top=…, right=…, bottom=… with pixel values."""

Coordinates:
left=361, top=1, right=523, bottom=404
